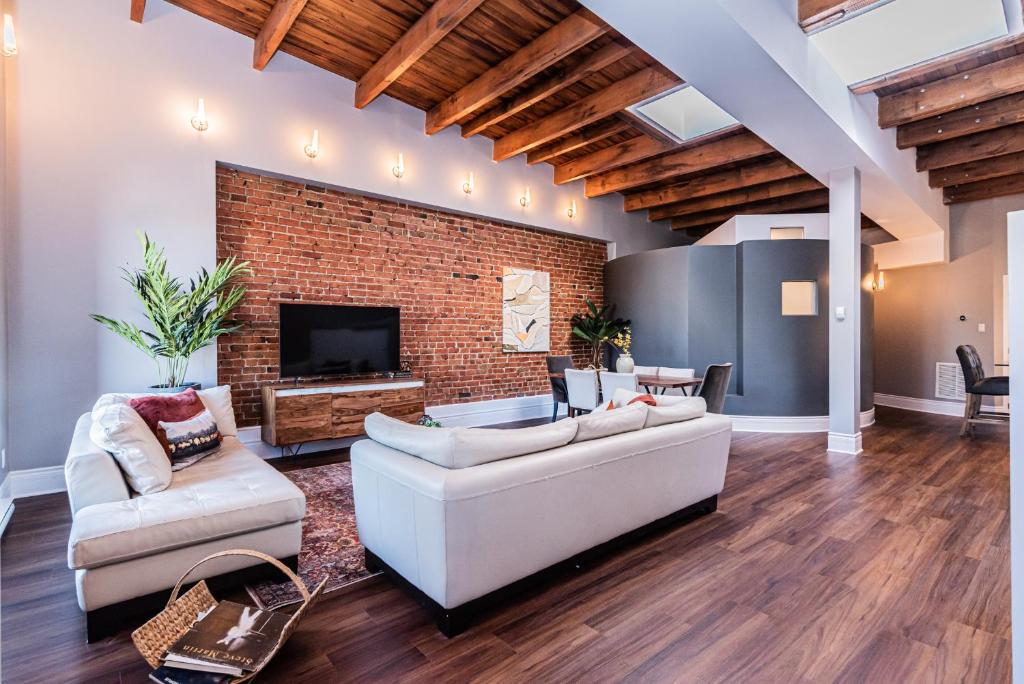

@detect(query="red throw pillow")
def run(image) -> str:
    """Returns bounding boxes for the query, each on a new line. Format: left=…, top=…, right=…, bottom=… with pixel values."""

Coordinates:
left=628, top=394, right=658, bottom=407
left=129, top=389, right=206, bottom=458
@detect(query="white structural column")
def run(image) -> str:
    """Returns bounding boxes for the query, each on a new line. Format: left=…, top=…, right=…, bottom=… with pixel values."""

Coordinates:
left=827, top=167, right=862, bottom=454
left=1008, top=210, right=1023, bottom=683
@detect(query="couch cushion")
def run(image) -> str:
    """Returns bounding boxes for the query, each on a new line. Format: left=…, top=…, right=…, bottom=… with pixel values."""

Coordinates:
left=68, top=437, right=305, bottom=570
left=571, top=402, right=648, bottom=443
left=363, top=412, right=579, bottom=469
left=93, top=385, right=238, bottom=437
left=90, top=402, right=173, bottom=495
left=646, top=397, right=707, bottom=428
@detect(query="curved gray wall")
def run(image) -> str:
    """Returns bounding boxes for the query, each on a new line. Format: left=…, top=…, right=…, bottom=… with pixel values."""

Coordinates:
left=605, top=240, right=874, bottom=417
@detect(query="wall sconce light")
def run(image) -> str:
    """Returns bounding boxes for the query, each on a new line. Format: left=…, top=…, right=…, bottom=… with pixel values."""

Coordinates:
left=2, top=14, right=16, bottom=57
left=304, top=129, right=320, bottom=158
left=462, top=172, right=474, bottom=195
left=392, top=153, right=405, bottom=178
left=519, top=187, right=531, bottom=208
left=567, top=199, right=578, bottom=220
left=190, top=98, right=209, bottom=132
left=872, top=270, right=887, bottom=292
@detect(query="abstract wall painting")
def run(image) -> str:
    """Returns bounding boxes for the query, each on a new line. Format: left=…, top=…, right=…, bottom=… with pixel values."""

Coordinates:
left=502, top=268, right=551, bottom=353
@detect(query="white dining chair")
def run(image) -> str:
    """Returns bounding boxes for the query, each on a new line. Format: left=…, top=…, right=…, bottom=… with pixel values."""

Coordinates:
left=599, top=371, right=639, bottom=405
left=564, top=368, right=601, bottom=417
left=657, top=367, right=696, bottom=396
left=633, top=365, right=660, bottom=377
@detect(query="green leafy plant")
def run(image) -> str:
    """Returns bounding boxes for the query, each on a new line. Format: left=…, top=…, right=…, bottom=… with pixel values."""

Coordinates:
left=570, top=299, right=631, bottom=369
left=91, top=232, right=252, bottom=389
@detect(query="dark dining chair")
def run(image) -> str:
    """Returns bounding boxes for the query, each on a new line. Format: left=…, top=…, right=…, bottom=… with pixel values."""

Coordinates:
left=698, top=363, right=733, bottom=414
left=955, top=344, right=1009, bottom=437
left=546, top=355, right=575, bottom=422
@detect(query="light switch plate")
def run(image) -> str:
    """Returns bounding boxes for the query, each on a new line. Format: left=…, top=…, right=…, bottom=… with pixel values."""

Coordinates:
left=978, top=323, right=986, bottom=333
left=835, top=306, right=846, bottom=321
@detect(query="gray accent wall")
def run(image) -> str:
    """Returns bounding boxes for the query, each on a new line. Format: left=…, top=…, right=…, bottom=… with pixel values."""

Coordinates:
left=605, top=240, right=874, bottom=417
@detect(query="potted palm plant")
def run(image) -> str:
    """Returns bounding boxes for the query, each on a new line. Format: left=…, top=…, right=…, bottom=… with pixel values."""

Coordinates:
left=91, top=232, right=251, bottom=392
left=570, top=299, right=630, bottom=370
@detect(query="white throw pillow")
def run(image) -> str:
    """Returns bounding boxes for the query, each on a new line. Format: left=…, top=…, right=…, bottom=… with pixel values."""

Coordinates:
left=645, top=397, right=707, bottom=428
left=363, top=413, right=579, bottom=468
left=571, top=402, right=648, bottom=443
left=91, top=385, right=238, bottom=437
left=89, top=402, right=172, bottom=495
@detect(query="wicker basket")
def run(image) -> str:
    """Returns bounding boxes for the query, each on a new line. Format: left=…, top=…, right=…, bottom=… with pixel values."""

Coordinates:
left=132, top=549, right=326, bottom=682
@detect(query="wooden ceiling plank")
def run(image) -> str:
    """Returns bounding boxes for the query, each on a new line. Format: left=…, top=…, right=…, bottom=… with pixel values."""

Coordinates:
left=943, top=172, right=1024, bottom=204
left=253, top=0, right=310, bottom=70
left=878, top=53, right=1024, bottom=128
left=798, top=0, right=883, bottom=32
left=461, top=41, right=632, bottom=138
left=554, top=135, right=675, bottom=184
left=915, top=122, right=1024, bottom=171
left=354, top=0, right=486, bottom=109
left=526, top=119, right=631, bottom=165
left=623, top=156, right=805, bottom=211
left=130, top=0, right=145, bottom=23
left=425, top=10, right=607, bottom=135
left=669, top=189, right=830, bottom=230
left=928, top=151, right=1024, bottom=188
left=648, top=175, right=824, bottom=221
left=492, top=66, right=681, bottom=161
left=585, top=131, right=775, bottom=197
left=897, top=91, right=1024, bottom=149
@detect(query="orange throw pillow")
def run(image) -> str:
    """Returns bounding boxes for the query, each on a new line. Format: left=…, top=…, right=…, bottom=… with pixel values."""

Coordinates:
left=605, top=400, right=616, bottom=411
left=628, top=394, right=658, bottom=407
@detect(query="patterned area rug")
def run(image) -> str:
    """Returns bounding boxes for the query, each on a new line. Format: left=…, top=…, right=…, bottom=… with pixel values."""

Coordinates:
left=246, top=462, right=379, bottom=610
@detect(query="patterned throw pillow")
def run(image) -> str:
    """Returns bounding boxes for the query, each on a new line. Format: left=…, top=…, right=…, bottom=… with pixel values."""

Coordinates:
left=159, top=409, right=223, bottom=471
left=129, top=389, right=206, bottom=458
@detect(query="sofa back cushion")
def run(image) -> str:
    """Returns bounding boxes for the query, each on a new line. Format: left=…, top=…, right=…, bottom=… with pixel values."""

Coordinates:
left=571, top=402, right=648, bottom=443
left=89, top=402, right=173, bottom=495
left=93, top=385, right=238, bottom=437
left=646, top=397, right=707, bottom=428
left=364, top=413, right=579, bottom=468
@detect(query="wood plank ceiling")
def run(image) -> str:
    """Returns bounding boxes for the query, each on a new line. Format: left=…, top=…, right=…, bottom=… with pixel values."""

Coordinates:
left=135, top=0, right=883, bottom=243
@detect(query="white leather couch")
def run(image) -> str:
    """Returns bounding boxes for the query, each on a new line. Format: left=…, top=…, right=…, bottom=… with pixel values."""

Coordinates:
left=351, top=395, right=731, bottom=635
left=66, top=412, right=305, bottom=641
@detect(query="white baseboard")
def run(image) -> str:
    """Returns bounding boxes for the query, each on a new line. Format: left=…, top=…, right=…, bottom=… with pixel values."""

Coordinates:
left=731, top=408, right=875, bottom=433
left=0, top=499, right=13, bottom=537
left=5, top=465, right=66, bottom=500
left=827, top=431, right=864, bottom=455
left=873, top=393, right=966, bottom=417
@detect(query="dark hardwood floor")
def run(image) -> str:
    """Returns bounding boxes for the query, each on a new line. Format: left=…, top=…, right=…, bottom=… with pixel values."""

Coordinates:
left=1, top=407, right=1010, bottom=682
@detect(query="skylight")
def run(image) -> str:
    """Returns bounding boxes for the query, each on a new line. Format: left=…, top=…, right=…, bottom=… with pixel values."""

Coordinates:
left=810, top=0, right=1009, bottom=85
left=629, top=85, right=738, bottom=143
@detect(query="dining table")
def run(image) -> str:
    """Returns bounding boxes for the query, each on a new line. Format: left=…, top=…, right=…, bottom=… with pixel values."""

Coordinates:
left=548, top=372, right=703, bottom=396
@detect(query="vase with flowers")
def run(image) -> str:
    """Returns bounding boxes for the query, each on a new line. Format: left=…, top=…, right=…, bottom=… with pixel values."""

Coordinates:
left=612, top=326, right=634, bottom=373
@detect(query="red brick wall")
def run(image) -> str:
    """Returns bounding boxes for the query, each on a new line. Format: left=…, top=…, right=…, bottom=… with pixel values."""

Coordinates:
left=216, top=166, right=606, bottom=427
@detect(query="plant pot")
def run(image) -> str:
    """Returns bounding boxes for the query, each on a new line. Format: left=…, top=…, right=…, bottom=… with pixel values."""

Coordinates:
left=147, top=382, right=202, bottom=394
left=616, top=355, right=635, bottom=374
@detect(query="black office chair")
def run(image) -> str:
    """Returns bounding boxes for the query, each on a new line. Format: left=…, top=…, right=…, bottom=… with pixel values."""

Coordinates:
left=955, top=344, right=1009, bottom=437
left=546, top=355, right=575, bottom=422
left=698, top=363, right=733, bottom=414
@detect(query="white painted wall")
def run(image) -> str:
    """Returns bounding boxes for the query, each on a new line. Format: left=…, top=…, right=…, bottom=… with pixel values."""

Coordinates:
left=1009, top=209, right=1023, bottom=683
left=2, top=0, right=683, bottom=471
left=696, top=213, right=830, bottom=245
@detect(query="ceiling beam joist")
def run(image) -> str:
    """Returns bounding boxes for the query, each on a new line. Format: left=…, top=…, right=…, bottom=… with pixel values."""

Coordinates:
left=130, top=0, right=146, bottom=22
left=944, top=172, right=1024, bottom=204
left=878, top=54, right=1024, bottom=129
left=897, top=91, right=1024, bottom=149
left=253, top=0, right=309, bottom=71
left=928, top=151, right=1024, bottom=188
left=915, top=122, right=1024, bottom=171
left=584, top=131, right=774, bottom=197
left=460, top=41, right=632, bottom=138
left=426, top=10, right=606, bottom=135
left=648, top=175, right=824, bottom=221
left=553, top=135, right=674, bottom=184
left=669, top=189, right=830, bottom=230
left=492, top=67, right=680, bottom=161
left=623, top=156, right=805, bottom=211
left=355, top=0, right=486, bottom=109
left=526, top=119, right=631, bottom=165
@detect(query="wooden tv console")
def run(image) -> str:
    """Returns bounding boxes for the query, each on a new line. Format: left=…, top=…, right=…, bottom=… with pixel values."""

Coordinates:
left=261, top=379, right=426, bottom=446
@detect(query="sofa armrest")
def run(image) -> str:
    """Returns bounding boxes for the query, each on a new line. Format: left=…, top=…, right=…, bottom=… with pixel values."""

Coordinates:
left=66, top=413, right=130, bottom=516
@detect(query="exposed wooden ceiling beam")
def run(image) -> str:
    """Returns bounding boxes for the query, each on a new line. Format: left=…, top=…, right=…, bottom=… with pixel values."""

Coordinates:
left=648, top=176, right=824, bottom=221
left=585, top=131, right=774, bottom=197
left=915, top=122, right=1024, bottom=171
left=553, top=135, right=674, bottom=184
left=944, top=172, right=1024, bottom=204
left=425, top=11, right=606, bottom=135
left=897, top=92, right=1024, bottom=149
left=623, top=156, right=805, bottom=211
left=878, top=54, right=1024, bottom=128
left=928, top=151, right=1024, bottom=188
left=670, top=190, right=830, bottom=230
left=253, top=0, right=309, bottom=71
left=798, top=0, right=883, bottom=32
left=460, top=42, right=632, bottom=138
left=492, top=67, right=680, bottom=161
left=354, top=0, right=486, bottom=109
left=130, top=0, right=146, bottom=22
left=526, top=119, right=631, bottom=165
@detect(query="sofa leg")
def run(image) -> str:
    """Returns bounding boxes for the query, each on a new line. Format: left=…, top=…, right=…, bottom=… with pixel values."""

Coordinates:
left=364, top=548, right=382, bottom=573
left=435, top=607, right=471, bottom=638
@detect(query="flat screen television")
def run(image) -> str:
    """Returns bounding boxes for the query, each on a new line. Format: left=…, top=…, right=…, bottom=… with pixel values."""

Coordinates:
left=279, top=303, right=400, bottom=378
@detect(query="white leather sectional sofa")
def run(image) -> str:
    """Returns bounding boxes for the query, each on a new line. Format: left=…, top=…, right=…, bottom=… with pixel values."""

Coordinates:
left=351, top=393, right=732, bottom=636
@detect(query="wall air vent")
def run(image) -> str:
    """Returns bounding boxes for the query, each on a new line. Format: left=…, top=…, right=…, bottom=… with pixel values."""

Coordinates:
left=935, top=362, right=966, bottom=401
